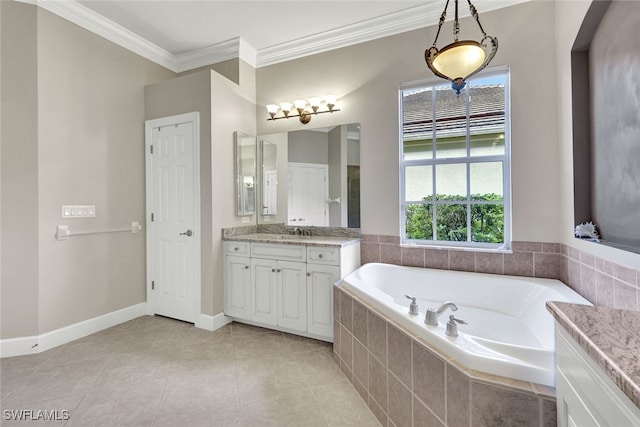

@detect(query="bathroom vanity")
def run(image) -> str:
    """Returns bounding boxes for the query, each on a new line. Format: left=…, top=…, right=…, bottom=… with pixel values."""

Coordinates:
left=223, top=233, right=360, bottom=341
left=547, top=302, right=640, bottom=426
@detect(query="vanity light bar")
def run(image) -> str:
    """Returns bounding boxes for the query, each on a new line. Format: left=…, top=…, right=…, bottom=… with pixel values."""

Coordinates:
left=266, top=95, right=340, bottom=124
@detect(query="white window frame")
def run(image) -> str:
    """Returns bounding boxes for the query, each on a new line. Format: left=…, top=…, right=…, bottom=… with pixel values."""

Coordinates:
left=399, top=66, right=512, bottom=251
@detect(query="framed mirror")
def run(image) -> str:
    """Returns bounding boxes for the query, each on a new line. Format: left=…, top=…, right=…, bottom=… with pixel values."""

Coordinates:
left=234, top=131, right=256, bottom=216
left=257, top=123, right=360, bottom=228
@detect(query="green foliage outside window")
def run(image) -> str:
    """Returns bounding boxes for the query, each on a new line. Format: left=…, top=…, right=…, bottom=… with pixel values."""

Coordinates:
left=405, top=193, right=504, bottom=243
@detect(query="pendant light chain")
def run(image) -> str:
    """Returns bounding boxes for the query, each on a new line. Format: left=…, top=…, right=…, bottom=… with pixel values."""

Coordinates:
left=431, top=0, right=450, bottom=48
left=467, top=0, right=488, bottom=37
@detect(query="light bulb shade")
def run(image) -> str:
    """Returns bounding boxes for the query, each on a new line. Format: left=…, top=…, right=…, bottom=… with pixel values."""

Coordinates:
left=266, top=104, right=279, bottom=114
left=324, top=95, right=337, bottom=106
left=294, top=99, right=307, bottom=110
left=309, top=97, right=321, bottom=108
left=425, top=36, right=498, bottom=85
left=280, top=102, right=292, bottom=112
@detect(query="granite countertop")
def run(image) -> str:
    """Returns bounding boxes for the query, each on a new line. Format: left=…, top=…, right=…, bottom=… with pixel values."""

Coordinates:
left=223, top=233, right=360, bottom=248
left=546, top=301, right=640, bottom=409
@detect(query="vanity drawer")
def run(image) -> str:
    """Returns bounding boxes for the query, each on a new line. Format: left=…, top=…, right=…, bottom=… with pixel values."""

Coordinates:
left=251, top=243, right=306, bottom=262
left=225, top=241, right=251, bottom=257
left=307, top=246, right=340, bottom=266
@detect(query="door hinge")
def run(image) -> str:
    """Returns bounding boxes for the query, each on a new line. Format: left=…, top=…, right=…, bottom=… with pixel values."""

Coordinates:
left=152, top=280, right=155, bottom=290
left=151, top=213, right=154, bottom=222
left=150, top=145, right=154, bottom=154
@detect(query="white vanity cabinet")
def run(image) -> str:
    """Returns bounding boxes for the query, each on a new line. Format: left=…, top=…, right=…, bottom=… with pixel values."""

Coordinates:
left=224, top=238, right=359, bottom=341
left=306, top=246, right=340, bottom=337
left=223, top=242, right=251, bottom=319
left=555, top=326, right=640, bottom=427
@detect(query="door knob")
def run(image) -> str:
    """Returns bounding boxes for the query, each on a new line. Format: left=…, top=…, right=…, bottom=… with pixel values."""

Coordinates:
left=180, top=230, right=193, bottom=237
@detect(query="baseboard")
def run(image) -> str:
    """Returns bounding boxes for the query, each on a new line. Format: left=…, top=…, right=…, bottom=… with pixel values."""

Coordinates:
left=0, top=303, right=147, bottom=358
left=195, top=312, right=232, bottom=332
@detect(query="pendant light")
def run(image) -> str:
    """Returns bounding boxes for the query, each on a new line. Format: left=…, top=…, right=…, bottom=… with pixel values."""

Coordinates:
left=425, top=0, right=498, bottom=94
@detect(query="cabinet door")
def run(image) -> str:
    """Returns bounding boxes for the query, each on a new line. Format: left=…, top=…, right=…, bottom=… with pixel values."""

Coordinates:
left=251, top=258, right=278, bottom=326
left=277, top=261, right=307, bottom=332
left=223, top=255, right=251, bottom=319
left=307, top=264, right=339, bottom=339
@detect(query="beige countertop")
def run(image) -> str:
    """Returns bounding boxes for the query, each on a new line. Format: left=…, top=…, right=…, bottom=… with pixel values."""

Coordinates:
left=223, top=233, right=360, bottom=248
left=546, top=301, right=640, bottom=409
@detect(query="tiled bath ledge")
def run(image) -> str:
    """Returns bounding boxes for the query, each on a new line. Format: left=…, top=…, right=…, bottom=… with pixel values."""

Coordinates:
left=360, top=236, right=640, bottom=313
left=333, top=285, right=556, bottom=427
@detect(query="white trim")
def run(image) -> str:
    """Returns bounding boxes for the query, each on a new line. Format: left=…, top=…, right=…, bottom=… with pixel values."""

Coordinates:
left=145, top=112, right=201, bottom=325
left=0, top=303, right=147, bottom=358
left=20, top=0, right=529, bottom=72
left=175, top=37, right=258, bottom=73
left=195, top=313, right=232, bottom=332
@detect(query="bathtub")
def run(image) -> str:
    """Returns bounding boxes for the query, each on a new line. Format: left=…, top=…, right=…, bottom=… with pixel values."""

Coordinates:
left=340, top=262, right=591, bottom=387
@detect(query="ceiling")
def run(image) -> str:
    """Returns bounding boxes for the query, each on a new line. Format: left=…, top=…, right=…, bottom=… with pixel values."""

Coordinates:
left=30, top=0, right=528, bottom=71
left=76, top=1, right=426, bottom=54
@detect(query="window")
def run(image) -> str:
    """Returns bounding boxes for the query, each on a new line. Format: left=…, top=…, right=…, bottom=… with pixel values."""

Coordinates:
left=400, top=68, right=511, bottom=250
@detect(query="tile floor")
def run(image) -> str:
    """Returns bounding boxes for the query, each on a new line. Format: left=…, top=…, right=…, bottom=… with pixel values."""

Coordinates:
left=0, top=316, right=380, bottom=426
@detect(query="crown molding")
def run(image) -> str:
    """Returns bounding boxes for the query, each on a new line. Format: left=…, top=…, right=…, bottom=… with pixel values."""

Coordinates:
left=255, top=0, right=529, bottom=68
left=174, top=37, right=257, bottom=73
left=22, top=0, right=530, bottom=73
left=20, top=0, right=177, bottom=71
left=256, top=3, right=443, bottom=68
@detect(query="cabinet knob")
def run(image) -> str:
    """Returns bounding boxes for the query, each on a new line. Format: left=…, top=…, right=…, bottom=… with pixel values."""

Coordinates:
left=318, top=254, right=324, bottom=259
left=244, top=265, right=249, bottom=269
left=306, top=272, right=311, bottom=277
left=277, top=269, right=281, bottom=273
left=234, top=247, right=239, bottom=251
left=272, top=268, right=276, bottom=272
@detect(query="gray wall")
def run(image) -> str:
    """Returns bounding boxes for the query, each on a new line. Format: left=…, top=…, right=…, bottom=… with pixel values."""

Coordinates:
left=0, top=2, right=175, bottom=339
left=1, top=2, right=40, bottom=338
left=288, top=130, right=328, bottom=164
left=590, top=1, right=640, bottom=248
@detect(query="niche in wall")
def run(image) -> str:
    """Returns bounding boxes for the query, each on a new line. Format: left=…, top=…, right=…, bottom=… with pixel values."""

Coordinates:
left=572, top=0, right=640, bottom=254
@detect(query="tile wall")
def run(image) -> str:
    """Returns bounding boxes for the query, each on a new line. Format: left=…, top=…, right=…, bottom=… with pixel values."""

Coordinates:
left=333, top=286, right=557, bottom=427
left=360, top=235, right=640, bottom=312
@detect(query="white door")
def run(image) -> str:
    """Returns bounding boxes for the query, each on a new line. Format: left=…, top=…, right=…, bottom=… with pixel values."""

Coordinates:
left=307, top=264, right=338, bottom=339
left=287, top=163, right=328, bottom=226
left=146, top=113, right=200, bottom=323
left=277, top=261, right=307, bottom=331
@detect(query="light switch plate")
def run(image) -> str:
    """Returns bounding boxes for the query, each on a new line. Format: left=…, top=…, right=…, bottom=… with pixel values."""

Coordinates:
left=61, top=205, right=96, bottom=218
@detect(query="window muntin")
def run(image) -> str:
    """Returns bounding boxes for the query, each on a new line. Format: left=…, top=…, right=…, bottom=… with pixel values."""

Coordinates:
left=400, top=69, right=511, bottom=249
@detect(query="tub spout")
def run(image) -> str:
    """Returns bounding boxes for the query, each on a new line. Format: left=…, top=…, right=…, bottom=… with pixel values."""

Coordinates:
left=425, top=301, right=458, bottom=326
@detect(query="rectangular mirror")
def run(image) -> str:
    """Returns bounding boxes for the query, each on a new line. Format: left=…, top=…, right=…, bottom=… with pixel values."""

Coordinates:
left=257, top=123, right=360, bottom=228
left=234, top=131, right=256, bottom=216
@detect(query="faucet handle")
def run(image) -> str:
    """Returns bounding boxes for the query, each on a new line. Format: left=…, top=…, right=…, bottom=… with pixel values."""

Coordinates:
left=446, top=315, right=467, bottom=337
left=404, top=295, right=419, bottom=315
left=448, top=315, right=467, bottom=325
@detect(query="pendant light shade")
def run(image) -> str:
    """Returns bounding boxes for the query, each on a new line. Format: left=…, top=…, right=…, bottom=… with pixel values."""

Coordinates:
left=425, top=0, right=498, bottom=94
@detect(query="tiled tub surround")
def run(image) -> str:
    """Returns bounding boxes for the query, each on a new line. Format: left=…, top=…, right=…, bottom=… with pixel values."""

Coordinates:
left=361, top=235, right=640, bottom=312
left=333, top=285, right=557, bottom=427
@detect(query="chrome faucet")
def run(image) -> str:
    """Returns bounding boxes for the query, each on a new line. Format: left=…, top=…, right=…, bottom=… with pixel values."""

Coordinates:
left=424, top=301, right=458, bottom=326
